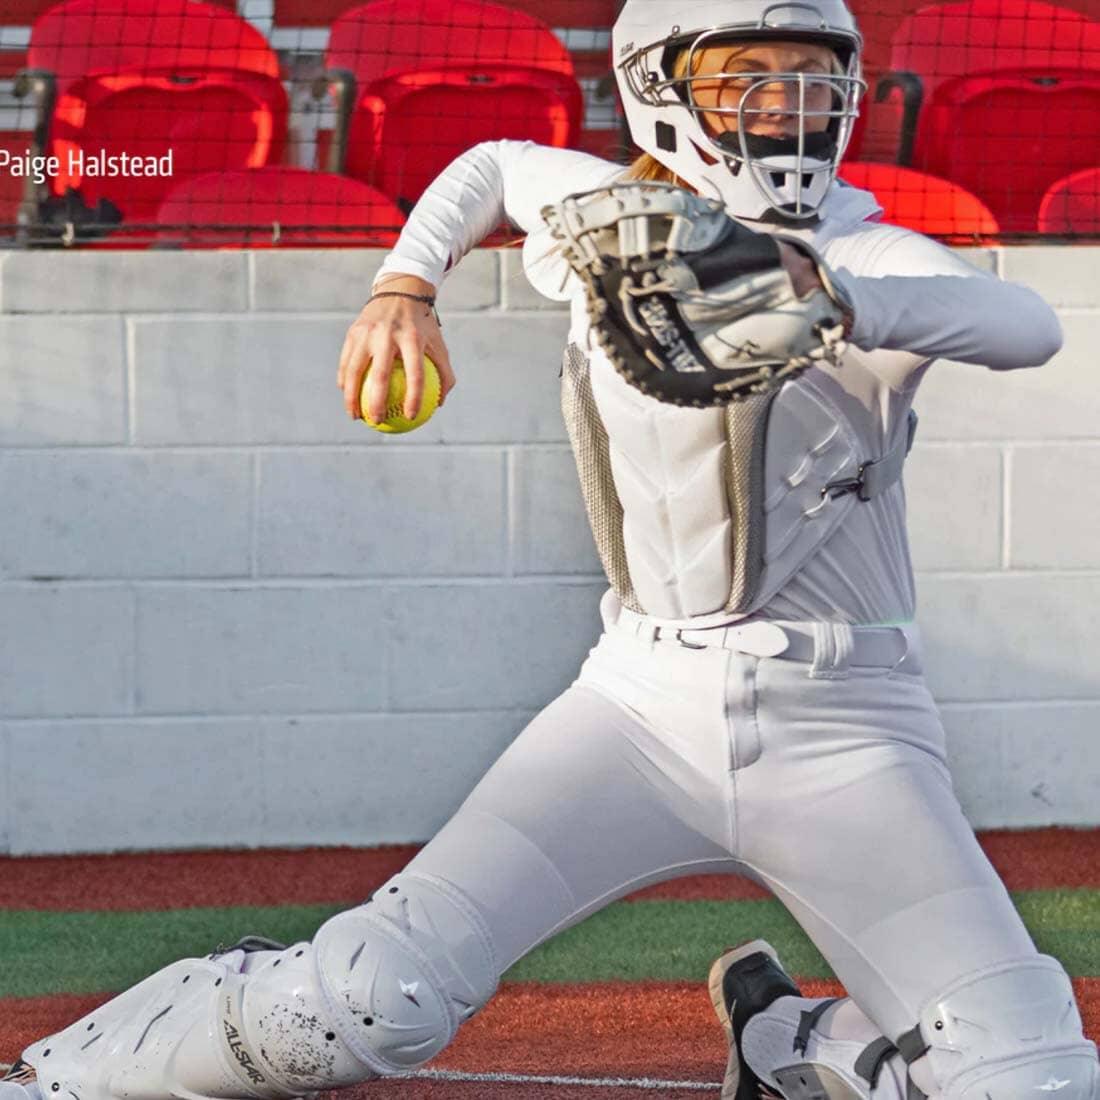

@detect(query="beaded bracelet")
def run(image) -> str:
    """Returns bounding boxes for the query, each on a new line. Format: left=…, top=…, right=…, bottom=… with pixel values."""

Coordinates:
left=368, top=290, right=441, bottom=326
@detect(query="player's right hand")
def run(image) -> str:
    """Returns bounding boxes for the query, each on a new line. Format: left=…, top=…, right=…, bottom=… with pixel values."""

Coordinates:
left=338, top=273, right=456, bottom=421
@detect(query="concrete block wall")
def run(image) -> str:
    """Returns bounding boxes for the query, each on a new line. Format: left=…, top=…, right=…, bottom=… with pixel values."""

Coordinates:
left=0, top=245, right=1097, bottom=853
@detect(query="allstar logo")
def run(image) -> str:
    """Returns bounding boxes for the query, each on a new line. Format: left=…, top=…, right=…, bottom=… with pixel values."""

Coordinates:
left=1036, top=1077, right=1073, bottom=1092
left=222, top=1021, right=266, bottom=1086
left=400, top=980, right=421, bottom=1007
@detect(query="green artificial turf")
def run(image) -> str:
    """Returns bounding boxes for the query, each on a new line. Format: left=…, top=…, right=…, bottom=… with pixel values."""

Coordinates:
left=2, top=891, right=1099, bottom=999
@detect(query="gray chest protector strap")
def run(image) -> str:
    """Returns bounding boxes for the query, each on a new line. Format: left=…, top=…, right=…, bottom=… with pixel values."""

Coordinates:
left=822, top=405, right=919, bottom=503
left=561, top=343, right=918, bottom=617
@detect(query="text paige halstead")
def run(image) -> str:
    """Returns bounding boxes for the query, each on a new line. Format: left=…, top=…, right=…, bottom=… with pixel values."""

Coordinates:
left=0, top=148, right=175, bottom=185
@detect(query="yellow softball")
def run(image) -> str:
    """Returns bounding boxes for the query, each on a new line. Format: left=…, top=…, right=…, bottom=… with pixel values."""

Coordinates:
left=361, top=354, right=441, bottom=434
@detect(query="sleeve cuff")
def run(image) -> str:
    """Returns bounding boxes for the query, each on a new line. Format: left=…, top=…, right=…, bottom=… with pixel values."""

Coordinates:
left=372, top=255, right=448, bottom=293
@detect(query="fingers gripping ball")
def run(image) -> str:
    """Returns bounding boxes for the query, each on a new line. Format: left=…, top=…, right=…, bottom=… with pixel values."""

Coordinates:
left=361, top=355, right=441, bottom=433
left=540, top=182, right=855, bottom=407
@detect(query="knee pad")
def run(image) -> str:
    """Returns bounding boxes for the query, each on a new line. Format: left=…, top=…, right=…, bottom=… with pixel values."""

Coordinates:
left=313, top=871, right=498, bottom=1075
left=22, top=873, right=498, bottom=1100
left=909, top=955, right=1099, bottom=1100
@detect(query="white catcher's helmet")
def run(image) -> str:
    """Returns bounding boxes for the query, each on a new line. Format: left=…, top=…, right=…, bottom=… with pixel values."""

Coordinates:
left=613, top=0, right=865, bottom=223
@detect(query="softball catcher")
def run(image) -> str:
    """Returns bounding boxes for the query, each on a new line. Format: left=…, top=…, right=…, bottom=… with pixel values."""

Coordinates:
left=4, top=2, right=1096, bottom=1100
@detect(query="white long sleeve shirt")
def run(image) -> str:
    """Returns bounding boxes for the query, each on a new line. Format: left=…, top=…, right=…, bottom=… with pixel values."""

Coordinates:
left=377, top=141, right=1063, bottom=624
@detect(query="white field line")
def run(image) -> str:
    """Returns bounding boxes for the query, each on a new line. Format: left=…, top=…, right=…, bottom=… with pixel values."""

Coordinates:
left=0, top=1062, right=721, bottom=1092
left=406, top=1068, right=720, bottom=1090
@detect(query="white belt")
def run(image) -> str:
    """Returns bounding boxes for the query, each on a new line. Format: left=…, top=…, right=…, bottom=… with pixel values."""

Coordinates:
left=611, top=606, right=921, bottom=675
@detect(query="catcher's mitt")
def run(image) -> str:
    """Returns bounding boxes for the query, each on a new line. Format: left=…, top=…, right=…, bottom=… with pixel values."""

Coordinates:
left=540, top=181, right=854, bottom=406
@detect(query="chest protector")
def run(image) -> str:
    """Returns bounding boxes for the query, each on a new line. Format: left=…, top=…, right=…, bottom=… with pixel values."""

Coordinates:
left=561, top=343, right=917, bottom=622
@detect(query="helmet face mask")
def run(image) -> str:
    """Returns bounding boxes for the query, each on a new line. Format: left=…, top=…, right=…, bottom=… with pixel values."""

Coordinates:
left=614, top=2, right=866, bottom=222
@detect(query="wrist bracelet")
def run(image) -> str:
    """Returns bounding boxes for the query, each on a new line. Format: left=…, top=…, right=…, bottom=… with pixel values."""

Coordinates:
left=368, top=290, right=442, bottom=326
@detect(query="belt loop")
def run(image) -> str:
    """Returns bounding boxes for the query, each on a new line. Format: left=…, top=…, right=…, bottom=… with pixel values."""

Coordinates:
left=889, top=625, right=914, bottom=674
left=810, top=622, right=853, bottom=679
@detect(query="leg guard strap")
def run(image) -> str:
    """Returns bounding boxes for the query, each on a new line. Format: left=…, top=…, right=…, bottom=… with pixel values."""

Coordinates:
left=853, top=1036, right=897, bottom=1089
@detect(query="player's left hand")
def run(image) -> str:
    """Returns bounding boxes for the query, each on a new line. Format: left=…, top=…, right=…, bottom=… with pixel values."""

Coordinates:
left=541, top=181, right=854, bottom=407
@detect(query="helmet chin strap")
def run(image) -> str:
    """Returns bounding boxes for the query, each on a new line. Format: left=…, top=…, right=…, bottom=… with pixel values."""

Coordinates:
left=712, top=130, right=837, bottom=224
left=714, top=129, right=837, bottom=162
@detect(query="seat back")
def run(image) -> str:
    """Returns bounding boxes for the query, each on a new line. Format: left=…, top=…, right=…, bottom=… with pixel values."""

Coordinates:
left=914, top=72, right=1100, bottom=230
left=891, top=0, right=1100, bottom=89
left=326, top=0, right=583, bottom=209
left=155, top=167, right=406, bottom=247
left=888, top=0, right=1100, bottom=229
left=1038, top=165, right=1100, bottom=232
left=28, top=0, right=288, bottom=224
left=839, top=161, right=1000, bottom=237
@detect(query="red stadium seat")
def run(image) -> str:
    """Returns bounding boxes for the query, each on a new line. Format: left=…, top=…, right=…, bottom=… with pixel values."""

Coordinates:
left=839, top=161, right=1001, bottom=238
left=881, top=0, right=1100, bottom=231
left=153, top=167, right=406, bottom=247
left=324, top=0, right=584, bottom=210
left=23, top=0, right=288, bottom=227
left=1037, top=165, right=1100, bottom=232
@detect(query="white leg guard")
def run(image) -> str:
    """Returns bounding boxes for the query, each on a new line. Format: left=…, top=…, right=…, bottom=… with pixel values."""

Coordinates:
left=905, top=954, right=1099, bottom=1099
left=20, top=872, right=498, bottom=1100
left=742, top=957, right=1099, bottom=1100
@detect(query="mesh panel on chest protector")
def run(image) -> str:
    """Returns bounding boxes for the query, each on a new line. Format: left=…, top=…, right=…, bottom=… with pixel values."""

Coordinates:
left=561, top=342, right=643, bottom=613
left=562, top=341, right=779, bottom=617
left=722, top=391, right=774, bottom=613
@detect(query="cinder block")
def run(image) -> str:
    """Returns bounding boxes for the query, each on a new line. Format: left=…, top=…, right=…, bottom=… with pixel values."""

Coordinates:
left=912, top=314, right=1098, bottom=441
left=950, top=248, right=997, bottom=273
left=133, top=314, right=570, bottom=446
left=0, top=252, right=248, bottom=313
left=6, top=719, right=265, bottom=853
left=387, top=581, right=605, bottom=709
left=1000, top=247, right=1100, bottom=309
left=905, top=445, right=1001, bottom=571
left=257, top=449, right=506, bottom=576
left=251, top=250, right=387, bottom=313
left=915, top=574, right=1100, bottom=702
left=942, top=703, right=1100, bottom=828
left=513, top=447, right=602, bottom=574
left=261, top=711, right=530, bottom=845
left=0, top=587, right=133, bottom=718
left=431, top=315, right=570, bottom=444
left=436, top=250, right=500, bottom=311
left=1009, top=445, right=1100, bottom=569
left=136, top=585, right=389, bottom=714
left=499, top=249, right=570, bottom=311
left=0, top=316, right=125, bottom=445
left=132, top=317, right=368, bottom=445
left=0, top=452, right=251, bottom=579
